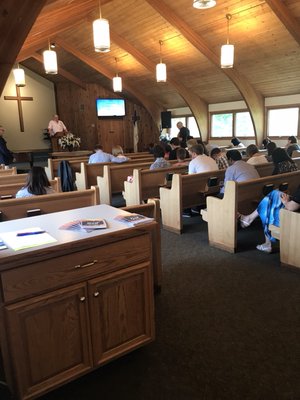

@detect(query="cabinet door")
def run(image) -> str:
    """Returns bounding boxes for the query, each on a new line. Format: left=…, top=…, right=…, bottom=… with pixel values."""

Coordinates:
left=5, top=283, right=92, bottom=400
left=89, top=262, right=154, bottom=366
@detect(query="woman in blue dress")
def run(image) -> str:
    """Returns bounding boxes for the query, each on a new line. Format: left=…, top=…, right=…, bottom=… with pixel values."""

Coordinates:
left=240, top=186, right=300, bottom=253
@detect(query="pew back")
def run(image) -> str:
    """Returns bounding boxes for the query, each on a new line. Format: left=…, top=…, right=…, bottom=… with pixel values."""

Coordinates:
left=0, top=178, right=61, bottom=199
left=0, top=186, right=100, bottom=221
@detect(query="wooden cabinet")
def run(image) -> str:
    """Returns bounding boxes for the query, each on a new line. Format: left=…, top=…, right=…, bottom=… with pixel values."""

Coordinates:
left=0, top=230, right=155, bottom=400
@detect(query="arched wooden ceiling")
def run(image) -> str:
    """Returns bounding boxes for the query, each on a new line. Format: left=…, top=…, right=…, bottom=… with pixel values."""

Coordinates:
left=2, top=0, right=300, bottom=142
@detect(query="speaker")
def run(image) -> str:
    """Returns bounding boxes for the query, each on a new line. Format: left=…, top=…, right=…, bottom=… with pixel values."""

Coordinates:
left=161, top=111, right=172, bottom=129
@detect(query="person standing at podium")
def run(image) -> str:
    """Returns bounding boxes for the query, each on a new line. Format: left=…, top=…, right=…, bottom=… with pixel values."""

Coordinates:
left=48, top=114, right=68, bottom=152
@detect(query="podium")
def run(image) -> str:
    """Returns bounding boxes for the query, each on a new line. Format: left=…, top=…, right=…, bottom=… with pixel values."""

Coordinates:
left=50, top=131, right=64, bottom=152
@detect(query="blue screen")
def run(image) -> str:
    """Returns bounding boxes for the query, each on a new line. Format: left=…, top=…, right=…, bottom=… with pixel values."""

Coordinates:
left=96, top=98, right=125, bottom=117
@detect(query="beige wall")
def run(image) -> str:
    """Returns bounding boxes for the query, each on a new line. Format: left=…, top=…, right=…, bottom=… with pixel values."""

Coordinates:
left=0, top=66, right=56, bottom=151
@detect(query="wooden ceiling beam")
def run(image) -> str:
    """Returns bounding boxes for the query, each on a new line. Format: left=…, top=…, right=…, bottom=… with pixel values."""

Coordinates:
left=111, top=30, right=208, bottom=138
left=31, top=53, right=87, bottom=90
left=265, top=0, right=300, bottom=45
left=0, top=0, right=47, bottom=96
left=54, top=38, right=162, bottom=128
left=145, top=0, right=265, bottom=143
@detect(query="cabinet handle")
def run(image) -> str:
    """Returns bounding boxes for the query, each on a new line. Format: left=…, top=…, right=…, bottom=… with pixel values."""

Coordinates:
left=74, top=259, right=98, bottom=269
left=79, top=296, right=86, bottom=302
left=94, top=291, right=100, bottom=297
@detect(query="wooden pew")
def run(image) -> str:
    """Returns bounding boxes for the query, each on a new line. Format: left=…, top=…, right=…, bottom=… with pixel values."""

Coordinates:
left=97, top=162, right=153, bottom=204
left=160, top=169, right=225, bottom=234
left=0, top=177, right=61, bottom=199
left=123, top=164, right=190, bottom=206
left=76, top=159, right=156, bottom=190
left=255, top=157, right=300, bottom=177
left=45, top=156, right=88, bottom=180
left=0, top=186, right=100, bottom=221
left=0, top=173, right=28, bottom=186
left=0, top=167, right=17, bottom=175
left=272, top=209, right=300, bottom=269
left=201, top=170, right=300, bottom=253
left=121, top=198, right=162, bottom=289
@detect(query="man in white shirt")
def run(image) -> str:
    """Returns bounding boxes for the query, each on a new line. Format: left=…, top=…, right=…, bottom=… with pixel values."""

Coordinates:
left=188, top=144, right=219, bottom=174
left=48, top=114, right=67, bottom=152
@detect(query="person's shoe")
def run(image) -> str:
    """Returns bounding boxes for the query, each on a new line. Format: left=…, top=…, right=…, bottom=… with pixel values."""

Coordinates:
left=191, top=208, right=200, bottom=215
left=182, top=211, right=192, bottom=218
left=256, top=243, right=272, bottom=254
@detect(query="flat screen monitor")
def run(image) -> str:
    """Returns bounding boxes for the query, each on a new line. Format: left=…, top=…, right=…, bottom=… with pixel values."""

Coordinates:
left=96, top=98, right=126, bottom=117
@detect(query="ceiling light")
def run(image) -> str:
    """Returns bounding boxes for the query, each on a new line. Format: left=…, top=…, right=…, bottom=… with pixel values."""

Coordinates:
left=13, top=65, right=26, bottom=87
left=221, top=14, right=234, bottom=69
left=93, top=0, right=110, bottom=53
left=43, top=42, right=58, bottom=74
left=113, top=58, right=122, bottom=92
left=193, top=0, right=216, bottom=9
left=156, top=40, right=167, bottom=83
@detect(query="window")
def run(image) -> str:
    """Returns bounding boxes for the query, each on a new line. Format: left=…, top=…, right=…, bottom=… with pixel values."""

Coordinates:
left=187, top=117, right=200, bottom=137
left=210, top=111, right=255, bottom=138
left=267, top=107, right=299, bottom=137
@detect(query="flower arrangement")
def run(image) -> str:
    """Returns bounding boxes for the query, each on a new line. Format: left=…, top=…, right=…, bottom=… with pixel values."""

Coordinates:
left=58, top=132, right=81, bottom=150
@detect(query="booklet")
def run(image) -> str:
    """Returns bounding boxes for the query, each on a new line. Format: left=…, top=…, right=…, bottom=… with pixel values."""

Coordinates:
left=114, top=213, right=153, bottom=227
left=59, top=219, right=107, bottom=232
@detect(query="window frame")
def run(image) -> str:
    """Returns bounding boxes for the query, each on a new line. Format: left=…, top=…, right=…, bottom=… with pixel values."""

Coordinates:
left=266, top=105, right=300, bottom=139
left=209, top=109, right=255, bottom=139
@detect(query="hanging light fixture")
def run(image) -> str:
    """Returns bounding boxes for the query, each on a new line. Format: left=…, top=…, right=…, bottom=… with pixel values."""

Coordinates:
left=13, top=65, right=26, bottom=87
left=221, top=14, right=234, bottom=69
left=193, top=0, right=216, bottom=9
left=93, top=0, right=110, bottom=53
left=113, top=58, right=122, bottom=92
left=43, top=41, right=58, bottom=74
left=156, top=40, right=167, bottom=83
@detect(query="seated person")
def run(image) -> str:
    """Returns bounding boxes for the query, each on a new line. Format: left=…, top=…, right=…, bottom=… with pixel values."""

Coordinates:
left=261, top=138, right=271, bottom=149
left=210, top=147, right=229, bottom=170
left=150, top=144, right=171, bottom=170
left=220, top=150, right=259, bottom=195
left=266, top=141, right=277, bottom=162
left=246, top=144, right=267, bottom=165
left=188, top=144, right=219, bottom=174
left=169, top=137, right=189, bottom=160
left=239, top=186, right=300, bottom=253
left=174, top=147, right=189, bottom=167
left=16, top=166, right=54, bottom=198
left=231, top=137, right=245, bottom=148
left=89, top=144, right=129, bottom=163
left=196, top=139, right=209, bottom=156
left=272, top=147, right=298, bottom=175
left=285, top=136, right=300, bottom=157
left=112, top=145, right=130, bottom=162
left=164, top=144, right=172, bottom=160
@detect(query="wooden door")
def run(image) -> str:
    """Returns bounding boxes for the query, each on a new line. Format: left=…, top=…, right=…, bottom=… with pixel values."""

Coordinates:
left=88, top=262, right=154, bottom=366
left=5, top=283, right=92, bottom=400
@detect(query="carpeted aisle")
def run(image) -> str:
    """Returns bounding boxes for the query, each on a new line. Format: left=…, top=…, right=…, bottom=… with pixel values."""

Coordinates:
left=37, top=216, right=300, bottom=400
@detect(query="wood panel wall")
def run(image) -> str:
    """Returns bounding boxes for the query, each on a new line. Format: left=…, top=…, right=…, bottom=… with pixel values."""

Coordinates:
left=55, top=83, right=159, bottom=152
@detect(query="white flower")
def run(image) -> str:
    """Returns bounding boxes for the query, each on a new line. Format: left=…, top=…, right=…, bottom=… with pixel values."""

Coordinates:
left=58, top=132, right=81, bottom=149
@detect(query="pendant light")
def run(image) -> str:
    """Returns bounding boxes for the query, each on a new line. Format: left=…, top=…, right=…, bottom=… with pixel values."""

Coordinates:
left=193, top=0, right=216, bottom=9
left=156, top=40, right=167, bottom=83
left=221, top=14, right=234, bottom=69
left=13, top=65, right=26, bottom=87
left=93, top=0, right=110, bottom=53
left=113, top=58, right=122, bottom=92
left=43, top=42, right=58, bottom=74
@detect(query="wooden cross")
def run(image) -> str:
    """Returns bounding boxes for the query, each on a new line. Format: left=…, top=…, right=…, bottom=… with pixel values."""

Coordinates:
left=4, top=86, right=33, bottom=132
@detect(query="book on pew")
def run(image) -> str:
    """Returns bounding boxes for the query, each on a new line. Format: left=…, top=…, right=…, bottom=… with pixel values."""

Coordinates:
left=114, top=213, right=153, bottom=227
left=59, top=219, right=107, bottom=232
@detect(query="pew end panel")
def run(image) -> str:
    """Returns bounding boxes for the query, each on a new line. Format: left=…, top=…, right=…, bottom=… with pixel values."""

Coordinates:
left=76, top=162, right=89, bottom=190
left=160, top=174, right=183, bottom=234
left=279, top=209, right=300, bottom=269
left=204, top=181, right=238, bottom=253
left=123, top=169, right=143, bottom=206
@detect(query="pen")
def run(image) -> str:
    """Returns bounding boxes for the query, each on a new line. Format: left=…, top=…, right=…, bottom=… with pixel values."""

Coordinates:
left=16, top=231, right=46, bottom=237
